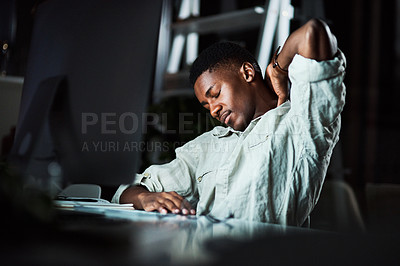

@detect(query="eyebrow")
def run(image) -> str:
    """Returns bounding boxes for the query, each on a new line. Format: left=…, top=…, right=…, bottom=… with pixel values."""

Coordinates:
left=201, top=84, right=215, bottom=106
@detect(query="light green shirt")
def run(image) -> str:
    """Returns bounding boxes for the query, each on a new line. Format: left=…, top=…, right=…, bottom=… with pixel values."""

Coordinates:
left=112, top=51, right=346, bottom=226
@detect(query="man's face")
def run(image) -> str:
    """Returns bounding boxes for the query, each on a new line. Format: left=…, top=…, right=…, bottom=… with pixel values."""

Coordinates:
left=194, top=67, right=256, bottom=131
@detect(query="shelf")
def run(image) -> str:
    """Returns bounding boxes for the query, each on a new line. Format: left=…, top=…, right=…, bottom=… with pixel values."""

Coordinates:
left=152, top=72, right=194, bottom=100
left=164, top=71, right=191, bottom=91
left=154, top=89, right=194, bottom=100
left=0, top=75, right=24, bottom=85
left=172, top=6, right=265, bottom=35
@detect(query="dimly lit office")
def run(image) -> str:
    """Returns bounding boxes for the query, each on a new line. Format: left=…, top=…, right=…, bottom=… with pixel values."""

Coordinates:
left=1, top=0, right=399, bottom=265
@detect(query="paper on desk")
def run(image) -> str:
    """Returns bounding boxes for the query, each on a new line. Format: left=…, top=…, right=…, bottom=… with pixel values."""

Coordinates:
left=54, top=199, right=134, bottom=210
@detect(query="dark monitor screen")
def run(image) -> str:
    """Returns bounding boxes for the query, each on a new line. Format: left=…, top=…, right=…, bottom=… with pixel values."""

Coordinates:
left=10, top=0, right=162, bottom=189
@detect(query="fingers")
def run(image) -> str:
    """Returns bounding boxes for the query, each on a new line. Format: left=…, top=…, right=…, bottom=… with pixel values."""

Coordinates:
left=165, top=192, right=196, bottom=215
left=141, top=191, right=195, bottom=215
left=180, top=198, right=196, bottom=215
left=265, top=63, right=289, bottom=107
left=277, top=95, right=288, bottom=106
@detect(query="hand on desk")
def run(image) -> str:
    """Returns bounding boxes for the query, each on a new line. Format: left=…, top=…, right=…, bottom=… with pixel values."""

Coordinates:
left=140, top=191, right=196, bottom=215
left=120, top=185, right=196, bottom=215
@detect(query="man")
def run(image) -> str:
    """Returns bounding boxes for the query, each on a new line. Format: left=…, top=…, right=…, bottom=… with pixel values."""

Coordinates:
left=112, top=19, right=346, bottom=226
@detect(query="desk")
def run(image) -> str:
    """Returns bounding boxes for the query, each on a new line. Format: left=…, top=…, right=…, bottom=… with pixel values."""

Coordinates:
left=55, top=208, right=302, bottom=265
left=2, top=207, right=399, bottom=265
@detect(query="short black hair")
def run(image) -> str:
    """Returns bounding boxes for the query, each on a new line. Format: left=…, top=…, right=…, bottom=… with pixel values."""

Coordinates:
left=189, top=42, right=261, bottom=86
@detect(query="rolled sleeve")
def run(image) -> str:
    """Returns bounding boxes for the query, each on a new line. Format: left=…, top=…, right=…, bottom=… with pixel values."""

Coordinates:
left=111, top=184, right=131, bottom=204
left=110, top=173, right=151, bottom=204
left=111, top=140, right=201, bottom=204
left=289, top=50, right=346, bottom=126
left=286, top=50, right=346, bottom=157
left=136, top=159, right=192, bottom=194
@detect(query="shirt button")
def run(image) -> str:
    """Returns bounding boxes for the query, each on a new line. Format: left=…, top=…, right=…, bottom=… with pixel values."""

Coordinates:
left=143, top=172, right=151, bottom=179
left=197, top=176, right=202, bottom=182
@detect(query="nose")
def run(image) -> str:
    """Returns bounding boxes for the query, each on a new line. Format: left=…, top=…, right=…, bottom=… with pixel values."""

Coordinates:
left=210, top=102, right=222, bottom=119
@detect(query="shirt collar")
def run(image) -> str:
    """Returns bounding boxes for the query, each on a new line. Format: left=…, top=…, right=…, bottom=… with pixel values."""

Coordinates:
left=212, top=126, right=235, bottom=138
left=211, top=101, right=290, bottom=138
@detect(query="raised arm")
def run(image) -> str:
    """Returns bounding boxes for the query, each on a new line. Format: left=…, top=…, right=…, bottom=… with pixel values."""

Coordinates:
left=266, top=18, right=338, bottom=106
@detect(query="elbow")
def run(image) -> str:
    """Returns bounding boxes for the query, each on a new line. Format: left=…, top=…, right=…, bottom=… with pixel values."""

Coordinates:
left=303, top=19, right=337, bottom=60
left=304, top=19, right=326, bottom=40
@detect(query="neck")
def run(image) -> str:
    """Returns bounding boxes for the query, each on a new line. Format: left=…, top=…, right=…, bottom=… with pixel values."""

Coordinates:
left=252, top=80, right=278, bottom=119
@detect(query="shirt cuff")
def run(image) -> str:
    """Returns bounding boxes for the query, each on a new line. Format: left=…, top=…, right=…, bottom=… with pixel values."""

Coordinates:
left=111, top=173, right=155, bottom=203
left=289, top=49, right=346, bottom=83
left=111, top=184, right=131, bottom=204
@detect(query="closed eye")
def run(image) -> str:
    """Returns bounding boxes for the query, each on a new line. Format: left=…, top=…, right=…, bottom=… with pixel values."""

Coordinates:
left=214, top=89, right=221, bottom=98
left=200, top=85, right=220, bottom=108
left=200, top=101, right=209, bottom=109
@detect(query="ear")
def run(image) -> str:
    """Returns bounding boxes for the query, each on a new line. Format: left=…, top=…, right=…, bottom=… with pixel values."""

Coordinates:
left=240, top=62, right=256, bottom=83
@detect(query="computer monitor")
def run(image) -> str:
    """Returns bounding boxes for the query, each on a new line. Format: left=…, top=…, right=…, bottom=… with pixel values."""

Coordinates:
left=9, top=0, right=163, bottom=190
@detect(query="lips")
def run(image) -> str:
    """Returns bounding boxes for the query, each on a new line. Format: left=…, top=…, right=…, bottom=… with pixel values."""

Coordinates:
left=220, top=111, right=231, bottom=125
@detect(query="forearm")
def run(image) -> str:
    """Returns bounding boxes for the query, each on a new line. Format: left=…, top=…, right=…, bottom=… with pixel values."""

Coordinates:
left=277, top=19, right=338, bottom=70
left=120, top=185, right=149, bottom=209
